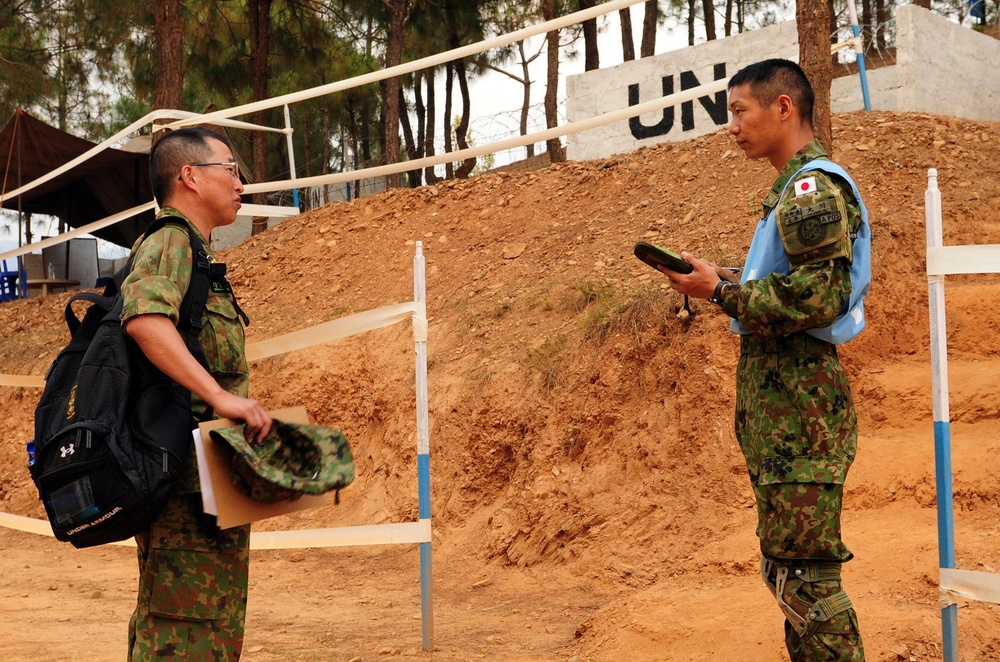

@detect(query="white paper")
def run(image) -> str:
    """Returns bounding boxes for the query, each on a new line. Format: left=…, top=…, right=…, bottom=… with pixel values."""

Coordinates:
left=192, top=428, right=218, bottom=516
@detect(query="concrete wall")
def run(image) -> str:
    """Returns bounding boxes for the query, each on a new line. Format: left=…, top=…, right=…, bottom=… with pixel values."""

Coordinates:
left=566, top=5, right=1000, bottom=161
left=892, top=5, right=1000, bottom=121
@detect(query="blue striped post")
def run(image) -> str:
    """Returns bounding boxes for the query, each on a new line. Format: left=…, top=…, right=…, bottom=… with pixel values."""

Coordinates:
left=926, top=169, right=958, bottom=661
left=846, top=0, right=873, bottom=112
left=413, top=242, right=434, bottom=651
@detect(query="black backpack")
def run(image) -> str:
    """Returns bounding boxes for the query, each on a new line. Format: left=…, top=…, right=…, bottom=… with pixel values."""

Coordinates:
left=31, top=217, right=219, bottom=548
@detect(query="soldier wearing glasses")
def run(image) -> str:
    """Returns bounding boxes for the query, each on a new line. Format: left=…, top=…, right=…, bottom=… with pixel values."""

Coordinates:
left=122, top=127, right=271, bottom=661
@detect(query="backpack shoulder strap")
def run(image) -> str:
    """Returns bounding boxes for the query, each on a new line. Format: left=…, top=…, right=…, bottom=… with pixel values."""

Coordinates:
left=120, top=216, right=213, bottom=371
left=177, top=224, right=212, bottom=372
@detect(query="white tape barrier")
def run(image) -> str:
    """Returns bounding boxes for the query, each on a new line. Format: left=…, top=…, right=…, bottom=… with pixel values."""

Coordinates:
left=238, top=203, right=300, bottom=219
left=0, top=300, right=421, bottom=384
left=926, top=245, right=1000, bottom=276
left=249, top=520, right=432, bottom=549
left=0, top=511, right=431, bottom=550
left=166, top=0, right=647, bottom=130
left=831, top=37, right=863, bottom=55
left=940, top=568, right=1000, bottom=606
left=246, top=301, right=418, bottom=361
left=0, top=374, right=44, bottom=388
left=0, top=201, right=155, bottom=263
left=0, top=201, right=298, bottom=265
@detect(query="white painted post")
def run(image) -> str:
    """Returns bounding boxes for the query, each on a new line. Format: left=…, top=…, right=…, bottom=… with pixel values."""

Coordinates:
left=283, top=104, right=299, bottom=209
left=413, top=241, right=433, bottom=650
left=926, top=168, right=958, bottom=661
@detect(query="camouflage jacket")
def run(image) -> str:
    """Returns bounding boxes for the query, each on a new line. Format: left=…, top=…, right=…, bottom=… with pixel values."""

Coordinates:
left=121, top=207, right=250, bottom=493
left=719, top=141, right=863, bottom=338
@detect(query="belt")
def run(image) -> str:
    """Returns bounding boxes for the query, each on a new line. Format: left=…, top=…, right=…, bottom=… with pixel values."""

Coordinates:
left=740, top=332, right=837, bottom=358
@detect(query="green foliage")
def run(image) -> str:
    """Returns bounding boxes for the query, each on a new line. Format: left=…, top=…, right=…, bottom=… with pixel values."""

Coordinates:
left=0, top=1, right=51, bottom=121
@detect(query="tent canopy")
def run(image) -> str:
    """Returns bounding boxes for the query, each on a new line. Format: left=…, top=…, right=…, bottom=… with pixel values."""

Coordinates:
left=0, top=108, right=154, bottom=248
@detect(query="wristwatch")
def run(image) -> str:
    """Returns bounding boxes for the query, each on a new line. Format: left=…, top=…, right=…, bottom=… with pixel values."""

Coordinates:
left=710, top=280, right=729, bottom=306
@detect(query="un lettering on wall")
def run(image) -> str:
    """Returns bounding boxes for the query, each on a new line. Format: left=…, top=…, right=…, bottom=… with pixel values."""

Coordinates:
left=565, top=19, right=799, bottom=162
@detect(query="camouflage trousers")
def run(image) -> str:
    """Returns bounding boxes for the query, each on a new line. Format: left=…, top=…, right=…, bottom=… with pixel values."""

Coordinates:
left=737, top=333, right=864, bottom=661
left=128, top=493, right=251, bottom=661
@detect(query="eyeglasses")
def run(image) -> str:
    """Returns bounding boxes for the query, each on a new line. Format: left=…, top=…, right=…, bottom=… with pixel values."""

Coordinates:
left=179, top=161, right=240, bottom=180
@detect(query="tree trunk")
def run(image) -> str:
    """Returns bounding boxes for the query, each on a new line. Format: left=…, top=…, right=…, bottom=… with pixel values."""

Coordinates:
left=398, top=86, right=421, bottom=188
left=913, top=0, right=930, bottom=7
left=688, top=0, right=696, bottom=46
left=519, top=41, right=534, bottom=158
left=620, top=8, right=636, bottom=61
left=875, top=0, right=886, bottom=49
left=414, top=70, right=426, bottom=162
left=303, top=116, right=311, bottom=180
left=413, top=70, right=426, bottom=185
left=249, top=0, right=272, bottom=236
left=322, top=106, right=329, bottom=175
left=423, top=70, right=440, bottom=184
left=862, top=0, right=872, bottom=49
left=830, top=0, right=838, bottom=70
left=443, top=61, right=454, bottom=179
left=703, top=0, right=717, bottom=41
left=543, top=0, right=565, bottom=162
left=724, top=0, right=734, bottom=36
left=381, top=0, right=411, bottom=189
left=152, top=0, right=184, bottom=110
left=797, top=0, right=832, bottom=155
left=640, top=0, right=657, bottom=57
left=579, top=0, right=600, bottom=70
left=348, top=101, right=363, bottom=198
left=454, top=58, right=476, bottom=178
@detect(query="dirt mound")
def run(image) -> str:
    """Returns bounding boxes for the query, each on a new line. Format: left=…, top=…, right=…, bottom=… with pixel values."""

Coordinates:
left=2, top=110, right=1000, bottom=660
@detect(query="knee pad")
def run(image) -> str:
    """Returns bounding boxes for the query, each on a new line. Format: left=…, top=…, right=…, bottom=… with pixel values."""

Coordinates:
left=760, top=556, right=777, bottom=596
left=762, top=558, right=854, bottom=640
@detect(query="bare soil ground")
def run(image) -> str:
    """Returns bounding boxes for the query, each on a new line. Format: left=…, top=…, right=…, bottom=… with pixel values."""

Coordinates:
left=2, top=110, right=1000, bottom=661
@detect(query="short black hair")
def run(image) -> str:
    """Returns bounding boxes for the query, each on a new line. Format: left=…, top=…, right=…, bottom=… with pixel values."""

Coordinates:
left=149, top=127, right=231, bottom=205
left=728, top=59, right=815, bottom=128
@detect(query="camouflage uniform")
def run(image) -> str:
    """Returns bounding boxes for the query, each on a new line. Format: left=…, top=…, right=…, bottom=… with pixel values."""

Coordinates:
left=121, top=208, right=251, bottom=661
left=717, top=142, right=866, bottom=661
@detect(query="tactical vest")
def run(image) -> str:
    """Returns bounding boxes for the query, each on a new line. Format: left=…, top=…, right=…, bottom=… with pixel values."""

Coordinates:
left=730, top=160, right=871, bottom=345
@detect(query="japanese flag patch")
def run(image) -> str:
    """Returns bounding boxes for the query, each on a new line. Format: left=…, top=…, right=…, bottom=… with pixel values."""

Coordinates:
left=794, top=176, right=817, bottom=197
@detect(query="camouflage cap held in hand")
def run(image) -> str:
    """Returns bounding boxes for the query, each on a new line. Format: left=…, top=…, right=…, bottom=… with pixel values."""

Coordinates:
left=210, top=420, right=354, bottom=504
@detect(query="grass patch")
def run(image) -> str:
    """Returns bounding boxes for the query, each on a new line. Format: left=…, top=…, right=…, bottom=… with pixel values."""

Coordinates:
left=524, top=333, right=565, bottom=389
left=574, top=280, right=673, bottom=344
left=528, top=293, right=554, bottom=312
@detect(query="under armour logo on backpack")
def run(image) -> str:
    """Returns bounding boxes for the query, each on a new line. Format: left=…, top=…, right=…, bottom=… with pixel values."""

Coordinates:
left=60, top=444, right=75, bottom=457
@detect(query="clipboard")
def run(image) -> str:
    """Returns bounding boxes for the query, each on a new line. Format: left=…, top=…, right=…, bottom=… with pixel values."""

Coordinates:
left=193, top=406, right=329, bottom=529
